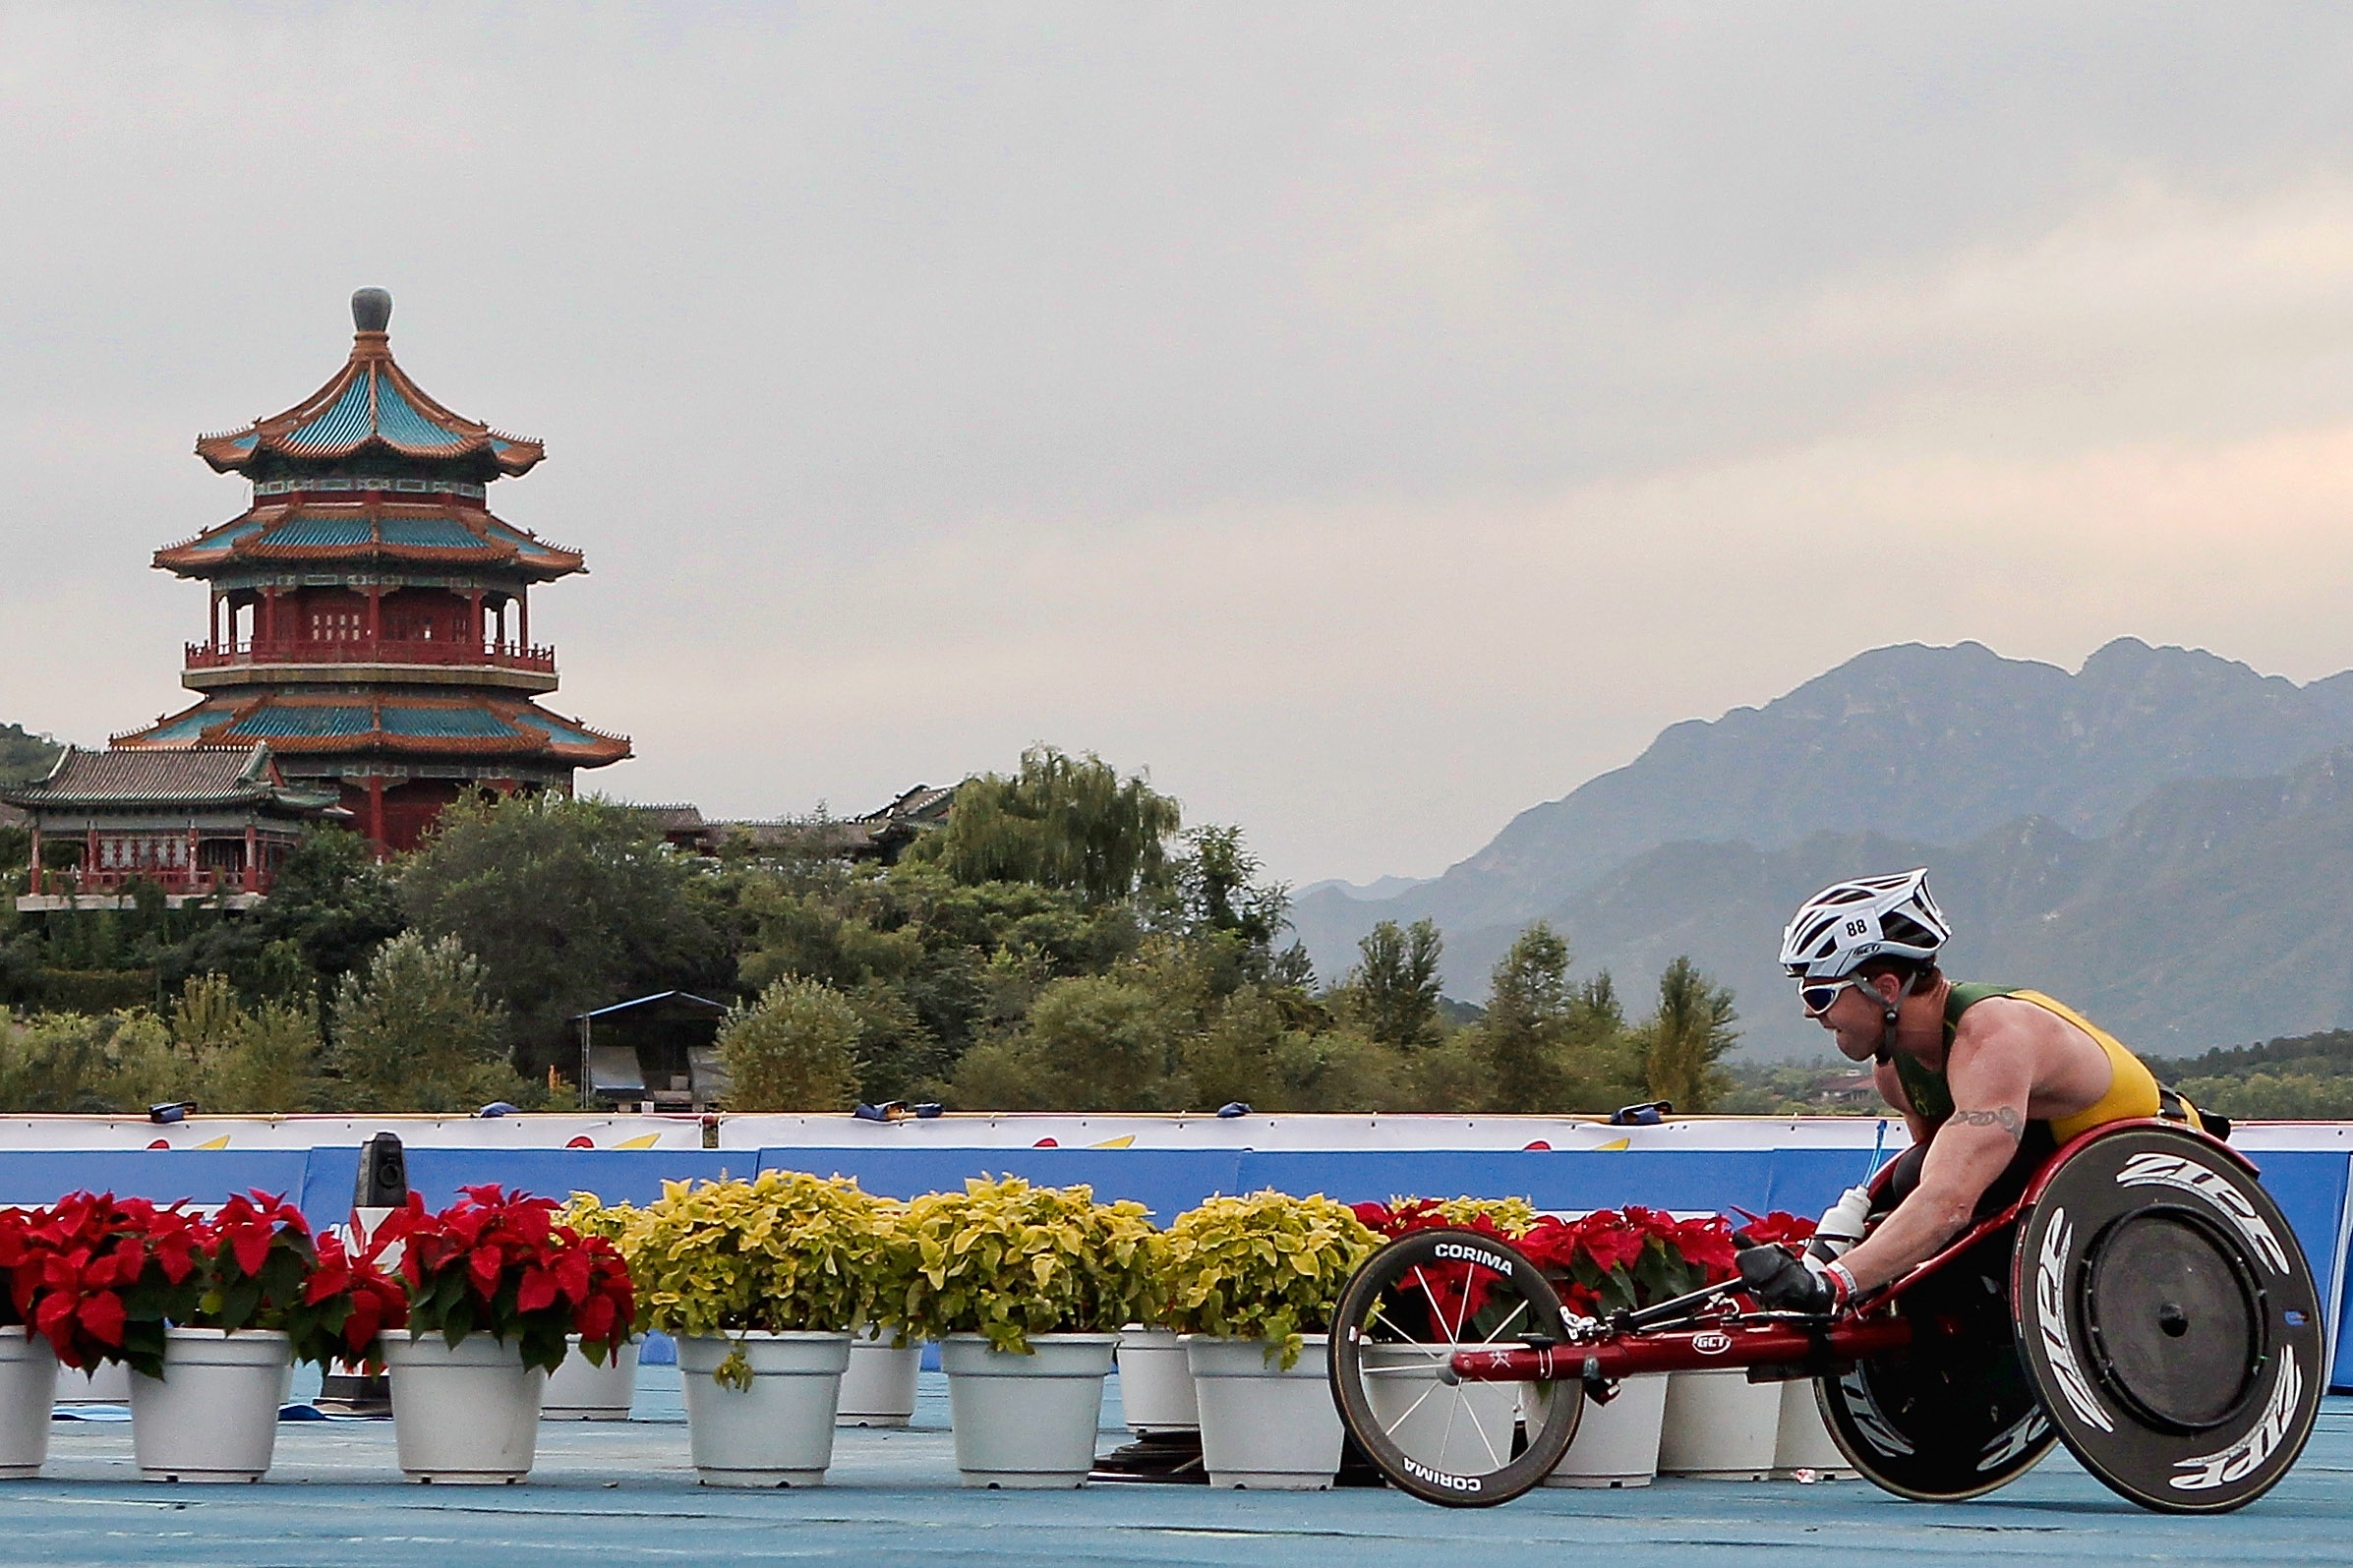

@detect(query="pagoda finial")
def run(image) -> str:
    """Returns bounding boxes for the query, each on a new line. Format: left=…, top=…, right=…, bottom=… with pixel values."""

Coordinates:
left=351, top=288, right=392, bottom=335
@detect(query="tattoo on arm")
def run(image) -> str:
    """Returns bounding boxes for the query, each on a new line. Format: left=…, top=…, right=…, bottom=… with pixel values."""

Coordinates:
left=1950, top=1106, right=2024, bottom=1137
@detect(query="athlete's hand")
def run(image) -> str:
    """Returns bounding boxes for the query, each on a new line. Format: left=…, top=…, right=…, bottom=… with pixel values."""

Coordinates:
left=1735, top=1242, right=1849, bottom=1314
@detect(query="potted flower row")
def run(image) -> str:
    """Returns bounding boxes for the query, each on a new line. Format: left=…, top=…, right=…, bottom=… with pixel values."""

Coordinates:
left=0, top=1189, right=403, bottom=1482
left=0, top=1184, right=631, bottom=1485
left=580, top=1173, right=1382, bottom=1490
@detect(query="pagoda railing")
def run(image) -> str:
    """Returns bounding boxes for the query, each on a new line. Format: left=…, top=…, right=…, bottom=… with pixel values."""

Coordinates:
left=28, top=867, right=265, bottom=898
left=185, top=638, right=558, bottom=674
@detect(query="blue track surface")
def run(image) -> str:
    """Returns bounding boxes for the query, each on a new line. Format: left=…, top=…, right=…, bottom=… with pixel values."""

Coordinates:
left=6, top=1366, right=2349, bottom=1566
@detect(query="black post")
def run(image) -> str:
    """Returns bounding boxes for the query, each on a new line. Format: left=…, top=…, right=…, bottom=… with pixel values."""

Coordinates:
left=314, top=1132, right=406, bottom=1417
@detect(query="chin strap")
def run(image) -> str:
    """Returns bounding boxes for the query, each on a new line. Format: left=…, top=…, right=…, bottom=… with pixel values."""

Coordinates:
left=1872, top=971, right=1920, bottom=1064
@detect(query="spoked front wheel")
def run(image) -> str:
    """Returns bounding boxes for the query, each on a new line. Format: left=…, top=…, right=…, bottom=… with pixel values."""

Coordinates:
left=1329, top=1228, right=1580, bottom=1505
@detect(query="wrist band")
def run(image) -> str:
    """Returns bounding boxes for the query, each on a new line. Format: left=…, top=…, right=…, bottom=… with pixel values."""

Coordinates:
left=1823, top=1261, right=1857, bottom=1306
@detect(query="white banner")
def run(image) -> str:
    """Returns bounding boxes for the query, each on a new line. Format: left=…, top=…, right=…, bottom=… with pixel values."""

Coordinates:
left=0, top=1114, right=705, bottom=1151
left=0, top=1111, right=2345, bottom=1156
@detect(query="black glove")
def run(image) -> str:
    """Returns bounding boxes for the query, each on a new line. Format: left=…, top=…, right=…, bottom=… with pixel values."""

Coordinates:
left=1735, top=1243, right=1838, bottom=1314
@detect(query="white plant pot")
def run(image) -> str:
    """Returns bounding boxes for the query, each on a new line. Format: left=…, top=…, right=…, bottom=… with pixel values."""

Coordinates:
left=677, top=1332, right=853, bottom=1486
left=542, top=1335, right=638, bottom=1421
left=128, top=1328, right=291, bottom=1482
left=383, top=1334, right=547, bottom=1483
left=940, top=1332, right=1116, bottom=1488
left=1773, top=1378, right=1856, bottom=1479
left=58, top=1360, right=132, bottom=1405
left=0, top=1335, right=58, bottom=1479
left=1536, top=1372, right=1669, bottom=1487
left=1659, top=1368, right=1780, bottom=1480
left=1359, top=1342, right=1520, bottom=1477
left=837, top=1325, right=920, bottom=1427
left=1185, top=1334, right=1344, bottom=1490
left=1114, top=1327, right=1198, bottom=1433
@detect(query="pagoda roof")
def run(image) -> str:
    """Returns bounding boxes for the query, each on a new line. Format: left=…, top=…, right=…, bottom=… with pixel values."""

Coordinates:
left=113, top=694, right=630, bottom=769
left=0, top=744, right=344, bottom=817
left=154, top=498, right=584, bottom=580
left=194, top=290, right=545, bottom=478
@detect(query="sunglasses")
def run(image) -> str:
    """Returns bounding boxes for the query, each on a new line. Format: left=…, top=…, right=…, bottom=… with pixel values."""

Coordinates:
left=1797, top=976, right=1867, bottom=1017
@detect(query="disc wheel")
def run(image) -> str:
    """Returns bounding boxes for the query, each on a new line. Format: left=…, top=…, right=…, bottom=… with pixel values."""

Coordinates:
left=1818, top=1222, right=2058, bottom=1501
left=2013, top=1125, right=2324, bottom=1513
left=1329, top=1228, right=1580, bottom=1505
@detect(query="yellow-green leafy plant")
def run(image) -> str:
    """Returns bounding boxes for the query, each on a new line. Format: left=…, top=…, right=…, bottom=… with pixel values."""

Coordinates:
left=1160, top=1191, right=1379, bottom=1367
left=619, top=1171, right=896, bottom=1389
left=892, top=1176, right=1164, bottom=1354
left=1423, top=1195, right=1537, bottom=1234
left=559, top=1191, right=639, bottom=1244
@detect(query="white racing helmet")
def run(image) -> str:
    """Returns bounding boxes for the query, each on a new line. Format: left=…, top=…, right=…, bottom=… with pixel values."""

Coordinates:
left=1780, top=868, right=1951, bottom=982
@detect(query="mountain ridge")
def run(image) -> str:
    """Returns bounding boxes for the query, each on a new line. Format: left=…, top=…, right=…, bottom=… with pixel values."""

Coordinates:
left=1293, top=638, right=2353, bottom=1005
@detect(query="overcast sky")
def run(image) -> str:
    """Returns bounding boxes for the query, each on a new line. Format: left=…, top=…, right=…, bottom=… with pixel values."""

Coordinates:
left=9, top=4, right=2353, bottom=885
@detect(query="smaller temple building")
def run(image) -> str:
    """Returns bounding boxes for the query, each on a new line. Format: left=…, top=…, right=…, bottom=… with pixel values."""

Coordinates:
left=3, top=745, right=346, bottom=911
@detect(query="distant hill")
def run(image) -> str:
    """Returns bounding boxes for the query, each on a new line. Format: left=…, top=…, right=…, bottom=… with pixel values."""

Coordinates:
left=0, top=723, right=61, bottom=785
left=1293, top=640, right=2353, bottom=1016
left=1433, top=747, right=2353, bottom=1058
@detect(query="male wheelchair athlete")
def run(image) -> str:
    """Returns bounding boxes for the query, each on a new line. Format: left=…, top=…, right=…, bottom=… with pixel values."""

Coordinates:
left=1326, top=1119, right=2325, bottom=1513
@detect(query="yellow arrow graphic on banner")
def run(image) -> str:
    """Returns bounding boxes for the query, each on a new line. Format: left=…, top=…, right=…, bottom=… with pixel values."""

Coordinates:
left=1088, top=1134, right=1137, bottom=1149
left=612, top=1133, right=662, bottom=1150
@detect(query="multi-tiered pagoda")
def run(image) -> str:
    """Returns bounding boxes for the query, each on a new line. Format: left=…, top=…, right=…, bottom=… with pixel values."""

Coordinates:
left=117, top=289, right=629, bottom=851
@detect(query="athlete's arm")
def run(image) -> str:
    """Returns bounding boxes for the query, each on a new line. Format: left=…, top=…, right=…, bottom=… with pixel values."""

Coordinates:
left=1836, top=1025, right=2032, bottom=1294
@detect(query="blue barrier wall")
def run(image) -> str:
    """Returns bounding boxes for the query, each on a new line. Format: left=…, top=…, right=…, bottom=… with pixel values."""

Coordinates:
left=0, top=1150, right=316, bottom=1213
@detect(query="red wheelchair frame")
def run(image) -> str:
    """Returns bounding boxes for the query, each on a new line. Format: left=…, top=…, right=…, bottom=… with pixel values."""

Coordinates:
left=1328, top=1118, right=2324, bottom=1513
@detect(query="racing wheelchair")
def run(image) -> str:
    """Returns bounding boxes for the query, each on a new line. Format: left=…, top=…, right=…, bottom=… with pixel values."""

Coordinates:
left=1326, top=1120, right=2325, bottom=1513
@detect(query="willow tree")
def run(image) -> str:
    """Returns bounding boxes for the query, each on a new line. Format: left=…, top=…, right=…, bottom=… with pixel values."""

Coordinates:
left=916, top=746, right=1182, bottom=904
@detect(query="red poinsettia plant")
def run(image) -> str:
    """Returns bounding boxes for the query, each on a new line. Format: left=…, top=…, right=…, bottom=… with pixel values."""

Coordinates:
left=1514, top=1205, right=1738, bottom=1316
left=1729, top=1209, right=1817, bottom=1249
left=0, top=1190, right=408, bottom=1378
left=0, top=1191, right=203, bottom=1376
left=1350, top=1198, right=1532, bottom=1329
left=376, top=1185, right=632, bottom=1374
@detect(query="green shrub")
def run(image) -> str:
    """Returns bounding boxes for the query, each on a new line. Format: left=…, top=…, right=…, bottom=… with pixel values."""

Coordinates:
left=893, top=1176, right=1163, bottom=1353
left=1159, top=1191, right=1378, bottom=1366
left=716, top=976, right=861, bottom=1112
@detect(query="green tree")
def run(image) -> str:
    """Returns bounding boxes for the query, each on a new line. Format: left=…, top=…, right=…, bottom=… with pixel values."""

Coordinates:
left=1170, top=826, right=1286, bottom=947
left=205, top=1001, right=322, bottom=1113
left=257, top=826, right=405, bottom=1025
left=1476, top=922, right=1570, bottom=1103
left=951, top=969, right=1192, bottom=1110
left=912, top=746, right=1182, bottom=903
left=327, top=932, right=525, bottom=1112
left=1639, top=957, right=1739, bottom=1113
left=1175, top=985, right=1289, bottom=1110
left=1341, top=919, right=1445, bottom=1048
left=715, top=976, right=861, bottom=1112
left=0, top=1008, right=179, bottom=1113
left=402, top=793, right=732, bottom=1079
left=0, top=722, right=61, bottom=785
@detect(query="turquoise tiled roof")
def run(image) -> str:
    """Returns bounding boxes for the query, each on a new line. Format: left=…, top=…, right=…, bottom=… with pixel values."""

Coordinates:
left=227, top=706, right=373, bottom=738
left=372, top=378, right=467, bottom=451
left=283, top=375, right=374, bottom=453
left=510, top=712, right=601, bottom=747
left=263, top=514, right=375, bottom=548
left=278, top=368, right=477, bottom=458
left=188, top=518, right=266, bottom=553
left=142, top=710, right=225, bottom=742
left=379, top=707, right=517, bottom=738
left=377, top=516, right=481, bottom=549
